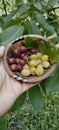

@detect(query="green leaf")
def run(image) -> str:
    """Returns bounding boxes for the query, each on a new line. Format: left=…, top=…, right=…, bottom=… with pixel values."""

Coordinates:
left=15, top=0, right=23, bottom=4
left=23, top=36, right=37, bottom=48
left=18, top=4, right=28, bottom=15
left=36, top=13, right=55, bottom=34
left=28, top=85, right=44, bottom=111
left=2, top=10, right=17, bottom=29
left=47, top=0, right=59, bottom=9
left=27, top=20, right=41, bottom=35
left=0, top=116, right=8, bottom=130
left=9, top=92, right=26, bottom=112
left=39, top=40, right=59, bottom=64
left=0, top=25, right=24, bottom=46
left=34, top=2, right=42, bottom=10
left=51, top=36, right=59, bottom=44
left=46, top=63, right=59, bottom=94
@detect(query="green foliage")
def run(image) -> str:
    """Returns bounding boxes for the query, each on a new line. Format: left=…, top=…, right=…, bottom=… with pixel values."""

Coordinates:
left=45, top=63, right=59, bottom=94
left=39, top=40, right=59, bottom=64
left=0, top=25, right=24, bottom=46
left=23, top=36, right=37, bottom=48
left=0, top=116, right=8, bottom=130
left=8, top=92, right=59, bottom=130
left=27, top=20, right=41, bottom=34
left=28, top=85, right=44, bottom=111
left=36, top=13, right=55, bottom=34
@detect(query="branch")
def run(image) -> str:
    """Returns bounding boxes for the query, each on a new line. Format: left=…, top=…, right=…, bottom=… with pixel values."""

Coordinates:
left=2, top=0, right=7, bottom=15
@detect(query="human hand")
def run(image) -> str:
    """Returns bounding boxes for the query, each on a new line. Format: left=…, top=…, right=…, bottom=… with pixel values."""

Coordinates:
left=0, top=46, right=39, bottom=116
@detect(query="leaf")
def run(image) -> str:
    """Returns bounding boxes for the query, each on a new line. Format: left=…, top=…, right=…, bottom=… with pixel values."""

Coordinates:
left=36, top=13, right=55, bottom=34
left=46, top=63, right=59, bottom=94
left=0, top=25, right=24, bottom=46
left=27, top=20, right=41, bottom=35
left=18, top=4, right=28, bottom=15
left=28, top=85, right=44, bottom=111
left=9, top=92, right=26, bottom=112
left=23, top=36, right=37, bottom=48
left=47, top=0, right=59, bottom=9
left=15, top=0, right=23, bottom=4
left=2, top=10, right=17, bottom=29
left=51, top=36, right=59, bottom=44
left=39, top=40, right=59, bottom=64
left=34, top=2, right=42, bottom=10
left=0, top=116, right=8, bottom=130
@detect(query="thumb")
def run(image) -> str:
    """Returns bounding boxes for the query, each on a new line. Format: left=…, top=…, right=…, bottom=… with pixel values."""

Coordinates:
left=0, top=46, right=5, bottom=58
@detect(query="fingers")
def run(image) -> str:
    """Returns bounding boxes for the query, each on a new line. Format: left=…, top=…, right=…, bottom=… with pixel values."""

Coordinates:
left=0, top=46, right=5, bottom=58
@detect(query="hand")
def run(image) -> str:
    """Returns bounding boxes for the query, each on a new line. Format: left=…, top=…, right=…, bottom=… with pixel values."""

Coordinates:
left=0, top=46, right=39, bottom=116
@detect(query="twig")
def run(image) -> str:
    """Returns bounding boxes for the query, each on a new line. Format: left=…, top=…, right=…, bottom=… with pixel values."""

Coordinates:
left=2, top=0, right=7, bottom=15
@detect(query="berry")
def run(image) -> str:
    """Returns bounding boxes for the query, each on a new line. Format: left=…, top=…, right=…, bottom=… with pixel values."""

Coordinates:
left=30, top=48, right=38, bottom=54
left=42, top=61, right=50, bottom=68
left=41, top=55, right=49, bottom=62
left=20, top=53, right=25, bottom=59
left=23, top=64, right=29, bottom=69
left=36, top=52, right=42, bottom=58
left=30, top=67, right=36, bottom=75
left=8, top=58, right=16, bottom=65
left=19, top=59, right=26, bottom=66
left=13, top=49, right=21, bottom=58
left=36, top=59, right=41, bottom=64
left=35, top=67, right=44, bottom=76
left=37, top=64, right=43, bottom=69
left=29, top=54, right=37, bottom=60
left=28, top=60, right=37, bottom=67
left=15, top=58, right=20, bottom=64
left=21, top=69, right=30, bottom=77
left=10, top=64, right=18, bottom=72
left=18, top=65, right=23, bottom=72
left=20, top=46, right=27, bottom=53
left=22, top=55, right=28, bottom=62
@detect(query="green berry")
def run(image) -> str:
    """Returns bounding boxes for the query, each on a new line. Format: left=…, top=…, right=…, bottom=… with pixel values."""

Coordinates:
left=21, top=69, right=30, bottom=77
left=37, top=64, right=43, bottom=69
left=30, top=67, right=36, bottom=74
left=36, top=59, right=41, bottom=65
left=36, top=52, right=42, bottom=59
left=35, top=67, right=44, bottom=76
left=42, top=61, right=50, bottom=68
left=28, top=60, right=37, bottom=67
left=23, top=64, right=29, bottom=69
left=29, top=54, right=37, bottom=60
left=41, top=55, right=49, bottom=62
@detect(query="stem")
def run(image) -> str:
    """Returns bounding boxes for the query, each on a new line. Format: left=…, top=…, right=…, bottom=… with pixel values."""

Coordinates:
left=2, top=0, right=7, bottom=15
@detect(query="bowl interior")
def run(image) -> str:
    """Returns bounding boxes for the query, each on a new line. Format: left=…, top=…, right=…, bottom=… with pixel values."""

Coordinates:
left=3, top=35, right=56, bottom=83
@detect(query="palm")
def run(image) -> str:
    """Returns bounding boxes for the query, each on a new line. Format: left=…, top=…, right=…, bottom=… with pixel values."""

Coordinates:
left=0, top=62, right=37, bottom=96
left=0, top=46, right=38, bottom=116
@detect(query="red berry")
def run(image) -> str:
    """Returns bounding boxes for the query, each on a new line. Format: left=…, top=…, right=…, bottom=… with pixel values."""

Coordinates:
left=20, top=53, right=25, bottom=59
left=13, top=49, right=21, bottom=58
left=18, top=65, right=23, bottom=72
left=15, top=58, right=20, bottom=64
left=8, top=58, right=16, bottom=65
left=10, top=64, right=18, bottom=72
left=20, top=46, right=27, bottom=53
left=30, top=48, right=38, bottom=54
left=19, top=59, right=26, bottom=66
left=22, top=55, right=28, bottom=62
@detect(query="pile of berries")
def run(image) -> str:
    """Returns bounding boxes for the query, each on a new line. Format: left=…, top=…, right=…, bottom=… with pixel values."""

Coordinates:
left=8, top=44, right=50, bottom=77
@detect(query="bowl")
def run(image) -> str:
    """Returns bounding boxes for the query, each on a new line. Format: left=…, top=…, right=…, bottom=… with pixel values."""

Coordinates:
left=3, top=34, right=56, bottom=83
